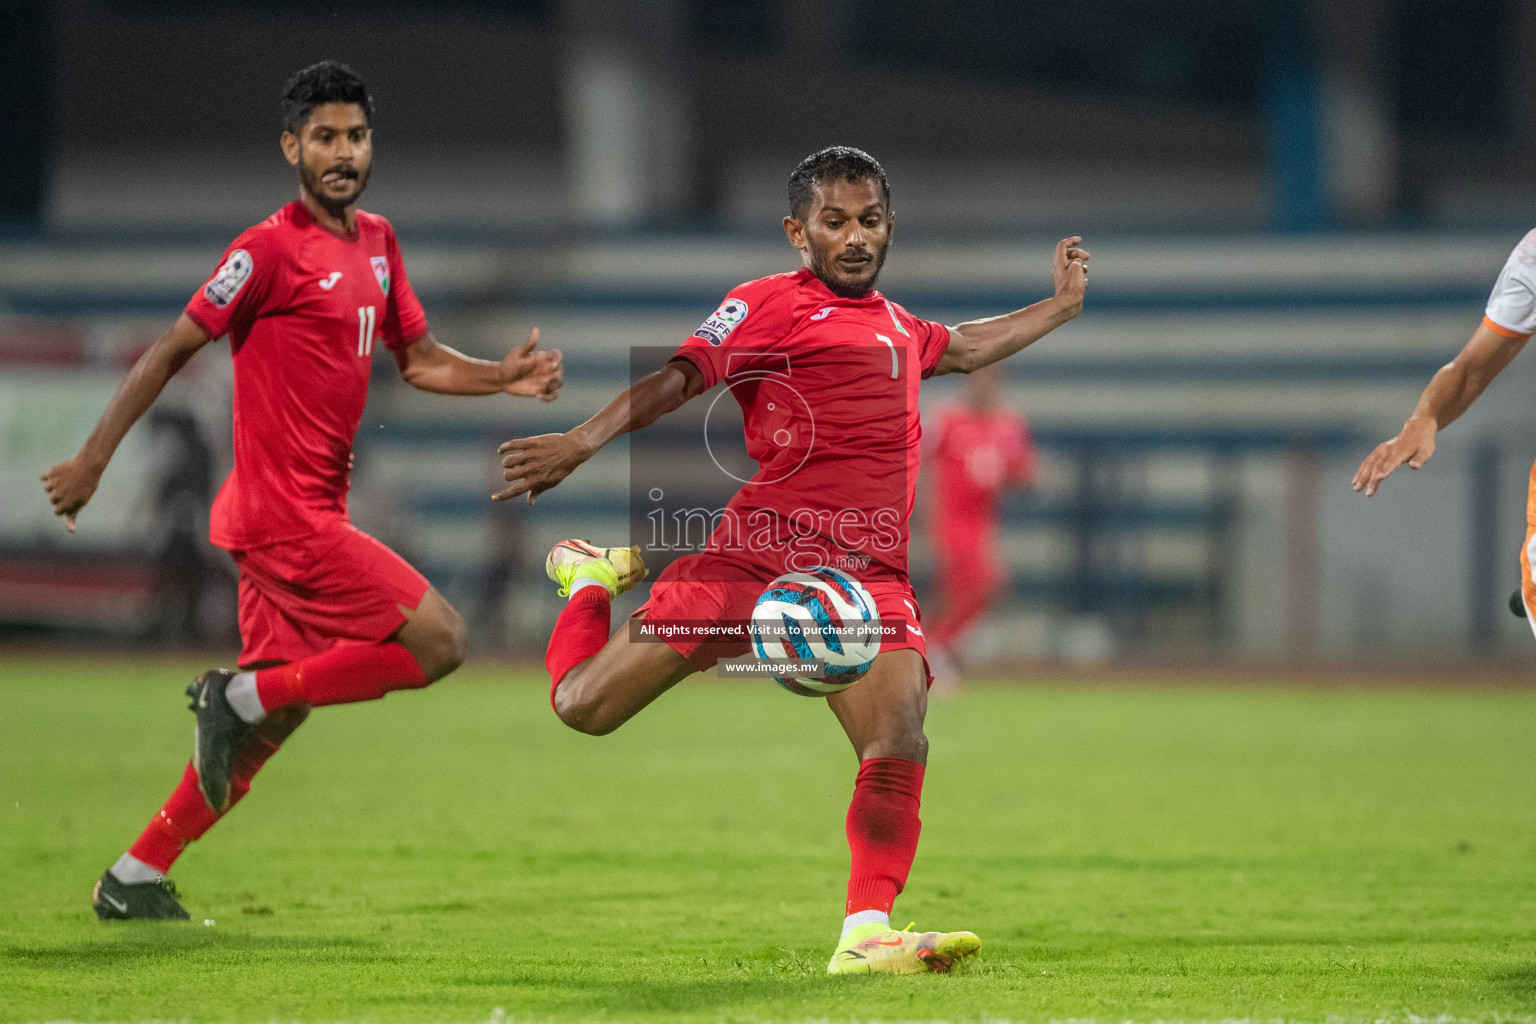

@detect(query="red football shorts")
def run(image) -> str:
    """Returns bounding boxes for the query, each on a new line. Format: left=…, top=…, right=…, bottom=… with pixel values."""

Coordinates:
left=229, top=521, right=430, bottom=667
left=634, top=550, right=931, bottom=681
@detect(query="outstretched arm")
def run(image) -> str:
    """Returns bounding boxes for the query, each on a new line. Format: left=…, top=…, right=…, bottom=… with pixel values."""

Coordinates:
left=494, top=358, right=706, bottom=505
left=933, top=236, right=1089, bottom=376
left=1353, top=321, right=1527, bottom=497
left=41, top=313, right=212, bottom=532
left=394, top=328, right=562, bottom=400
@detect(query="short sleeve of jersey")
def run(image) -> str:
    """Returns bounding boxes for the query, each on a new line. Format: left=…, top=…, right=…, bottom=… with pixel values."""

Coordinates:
left=1485, top=230, right=1536, bottom=338
left=672, top=278, right=795, bottom=389
left=379, top=222, right=429, bottom=351
left=184, top=227, right=278, bottom=340
left=888, top=301, right=950, bottom=378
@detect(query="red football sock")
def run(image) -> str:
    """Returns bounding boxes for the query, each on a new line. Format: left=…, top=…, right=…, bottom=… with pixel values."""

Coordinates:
left=546, top=586, right=612, bottom=707
left=126, top=726, right=287, bottom=873
left=255, top=641, right=428, bottom=711
left=845, top=756, right=925, bottom=916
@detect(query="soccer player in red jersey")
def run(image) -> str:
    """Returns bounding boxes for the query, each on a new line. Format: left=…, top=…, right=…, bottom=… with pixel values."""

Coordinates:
left=40, top=61, right=562, bottom=921
left=495, top=147, right=1087, bottom=972
left=924, top=364, right=1036, bottom=688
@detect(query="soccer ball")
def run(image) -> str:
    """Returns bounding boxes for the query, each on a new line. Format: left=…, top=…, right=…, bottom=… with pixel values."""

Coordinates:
left=751, top=566, right=882, bottom=696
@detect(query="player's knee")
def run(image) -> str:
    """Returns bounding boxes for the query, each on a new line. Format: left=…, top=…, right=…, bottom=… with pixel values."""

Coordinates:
left=551, top=677, right=620, bottom=736
left=859, top=720, right=928, bottom=763
left=415, top=607, right=467, bottom=681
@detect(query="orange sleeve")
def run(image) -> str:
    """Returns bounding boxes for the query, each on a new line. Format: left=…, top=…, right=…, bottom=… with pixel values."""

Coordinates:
left=1482, top=315, right=1531, bottom=339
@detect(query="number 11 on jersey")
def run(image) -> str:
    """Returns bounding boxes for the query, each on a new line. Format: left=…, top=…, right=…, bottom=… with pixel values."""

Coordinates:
left=357, top=305, right=377, bottom=356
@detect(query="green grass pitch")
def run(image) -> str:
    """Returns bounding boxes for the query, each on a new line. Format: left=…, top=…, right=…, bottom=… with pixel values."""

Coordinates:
left=4, top=655, right=1536, bottom=1023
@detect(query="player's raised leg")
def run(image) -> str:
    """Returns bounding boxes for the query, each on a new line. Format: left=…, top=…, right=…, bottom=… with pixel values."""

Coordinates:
left=542, top=540, right=695, bottom=735
left=823, top=648, right=981, bottom=974
left=196, top=585, right=463, bottom=811
left=192, top=519, right=464, bottom=805
left=93, top=696, right=308, bottom=920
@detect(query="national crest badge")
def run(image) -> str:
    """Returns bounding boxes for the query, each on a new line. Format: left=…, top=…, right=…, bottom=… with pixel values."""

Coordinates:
left=371, top=256, right=390, bottom=296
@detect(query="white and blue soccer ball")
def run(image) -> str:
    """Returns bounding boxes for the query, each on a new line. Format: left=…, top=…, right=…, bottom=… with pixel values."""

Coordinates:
left=751, top=566, right=882, bottom=697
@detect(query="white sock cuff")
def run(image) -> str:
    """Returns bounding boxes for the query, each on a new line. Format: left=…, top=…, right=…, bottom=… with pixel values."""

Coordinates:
left=110, top=853, right=163, bottom=885
left=568, top=577, right=610, bottom=598
left=841, top=909, right=890, bottom=936
left=224, top=671, right=266, bottom=724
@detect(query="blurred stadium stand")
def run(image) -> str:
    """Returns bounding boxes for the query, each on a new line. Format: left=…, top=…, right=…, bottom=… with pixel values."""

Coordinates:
left=5, top=0, right=1536, bottom=662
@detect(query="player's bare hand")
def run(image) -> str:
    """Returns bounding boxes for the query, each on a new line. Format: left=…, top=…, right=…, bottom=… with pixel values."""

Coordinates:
left=40, top=456, right=103, bottom=533
left=493, top=431, right=588, bottom=505
left=500, top=328, right=563, bottom=402
left=1352, top=415, right=1436, bottom=497
left=1051, top=236, right=1089, bottom=318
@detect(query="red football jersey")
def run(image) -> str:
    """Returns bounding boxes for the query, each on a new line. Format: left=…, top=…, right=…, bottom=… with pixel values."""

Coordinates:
left=930, top=404, right=1034, bottom=529
left=184, top=200, right=428, bottom=550
left=671, top=267, right=950, bottom=580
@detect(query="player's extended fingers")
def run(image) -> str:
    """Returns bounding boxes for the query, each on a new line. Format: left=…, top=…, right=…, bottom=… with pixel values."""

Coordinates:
left=1351, top=446, right=1389, bottom=493
left=496, top=437, right=528, bottom=455
left=1056, top=236, right=1082, bottom=261
left=490, top=479, right=524, bottom=502
left=1362, top=453, right=1404, bottom=497
left=543, top=360, right=564, bottom=391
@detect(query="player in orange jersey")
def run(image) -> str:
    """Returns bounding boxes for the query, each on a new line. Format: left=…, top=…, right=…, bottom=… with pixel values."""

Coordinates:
left=1354, top=228, right=1536, bottom=622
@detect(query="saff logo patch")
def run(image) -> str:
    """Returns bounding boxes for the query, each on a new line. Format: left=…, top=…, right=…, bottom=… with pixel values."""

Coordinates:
left=371, top=256, right=390, bottom=296
left=692, top=297, right=748, bottom=346
left=204, top=249, right=252, bottom=308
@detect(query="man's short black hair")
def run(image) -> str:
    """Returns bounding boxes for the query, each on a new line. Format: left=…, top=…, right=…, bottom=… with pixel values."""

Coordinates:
left=788, top=146, right=890, bottom=220
left=281, top=60, right=372, bottom=134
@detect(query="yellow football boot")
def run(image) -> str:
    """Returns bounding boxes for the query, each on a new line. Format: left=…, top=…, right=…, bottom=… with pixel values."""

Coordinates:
left=827, top=921, right=982, bottom=975
left=545, top=539, right=647, bottom=598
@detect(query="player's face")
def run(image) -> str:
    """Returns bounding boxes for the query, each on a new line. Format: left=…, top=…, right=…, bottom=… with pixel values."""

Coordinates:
left=785, top=178, right=893, bottom=298
left=282, top=102, right=372, bottom=217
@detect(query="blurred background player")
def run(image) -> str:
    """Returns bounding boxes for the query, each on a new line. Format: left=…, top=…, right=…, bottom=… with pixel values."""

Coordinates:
left=1354, top=228, right=1536, bottom=623
left=924, top=363, right=1036, bottom=688
left=40, top=60, right=562, bottom=921
left=494, top=147, right=1087, bottom=974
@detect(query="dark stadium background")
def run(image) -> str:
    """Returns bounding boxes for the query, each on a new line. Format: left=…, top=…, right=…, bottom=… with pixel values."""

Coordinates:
left=6, top=0, right=1536, bottom=667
